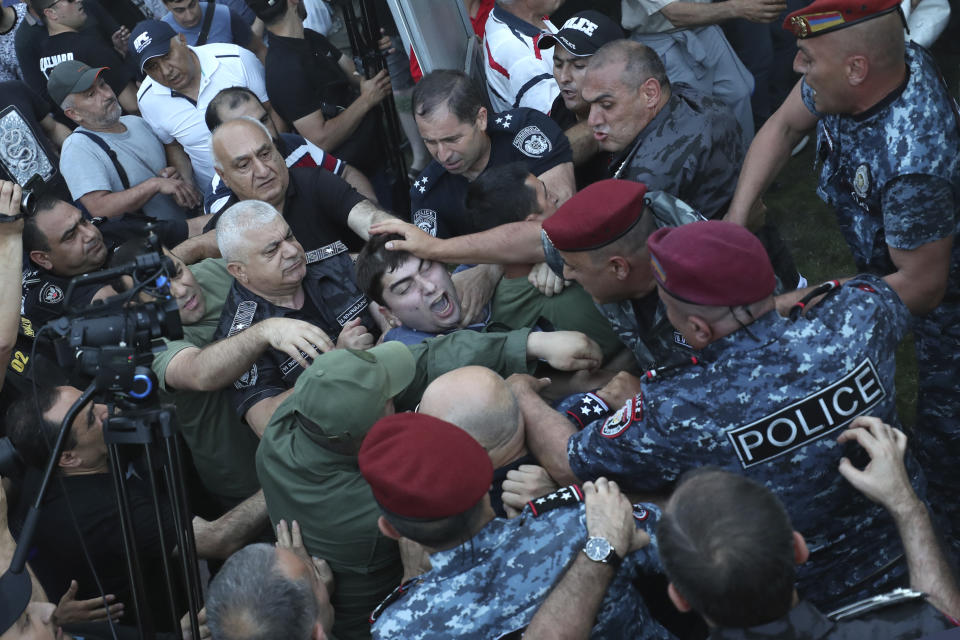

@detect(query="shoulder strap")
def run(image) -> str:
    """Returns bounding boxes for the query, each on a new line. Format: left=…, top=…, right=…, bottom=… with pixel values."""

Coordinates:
left=196, top=0, right=216, bottom=47
left=75, top=130, right=130, bottom=189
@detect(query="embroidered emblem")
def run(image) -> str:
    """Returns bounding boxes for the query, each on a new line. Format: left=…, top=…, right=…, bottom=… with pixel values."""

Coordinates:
left=413, top=209, right=438, bottom=236
left=40, top=283, right=64, bottom=305
left=853, top=164, right=871, bottom=199
left=513, top=126, right=551, bottom=158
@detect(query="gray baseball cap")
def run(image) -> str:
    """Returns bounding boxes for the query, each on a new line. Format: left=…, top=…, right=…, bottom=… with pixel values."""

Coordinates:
left=47, top=60, right=108, bottom=106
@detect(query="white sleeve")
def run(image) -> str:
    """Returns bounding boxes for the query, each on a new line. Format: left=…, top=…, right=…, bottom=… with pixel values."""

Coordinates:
left=238, top=46, right=269, bottom=103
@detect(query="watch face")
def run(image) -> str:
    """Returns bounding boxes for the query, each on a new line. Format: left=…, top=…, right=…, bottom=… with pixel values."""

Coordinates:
left=584, top=537, right=613, bottom=562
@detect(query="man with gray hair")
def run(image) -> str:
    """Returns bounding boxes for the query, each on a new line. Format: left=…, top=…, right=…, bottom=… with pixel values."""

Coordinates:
left=51, top=60, right=205, bottom=247
left=212, top=199, right=377, bottom=434
left=206, top=535, right=335, bottom=640
left=176, top=115, right=394, bottom=263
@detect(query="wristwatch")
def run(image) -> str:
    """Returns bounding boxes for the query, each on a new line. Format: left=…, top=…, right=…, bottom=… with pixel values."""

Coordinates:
left=582, top=536, right=622, bottom=568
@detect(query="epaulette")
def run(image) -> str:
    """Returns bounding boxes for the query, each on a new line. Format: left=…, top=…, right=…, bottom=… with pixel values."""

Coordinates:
left=409, top=162, right=443, bottom=199
left=493, top=109, right=556, bottom=160
left=565, top=392, right=609, bottom=429
left=304, top=240, right=348, bottom=264
left=227, top=300, right=257, bottom=336
left=527, top=484, right=583, bottom=516
left=828, top=588, right=926, bottom=622
left=639, top=356, right=701, bottom=383
left=369, top=577, right=421, bottom=623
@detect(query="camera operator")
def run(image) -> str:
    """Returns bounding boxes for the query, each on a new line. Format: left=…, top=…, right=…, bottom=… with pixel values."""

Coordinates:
left=5, top=385, right=268, bottom=633
left=20, top=189, right=120, bottom=331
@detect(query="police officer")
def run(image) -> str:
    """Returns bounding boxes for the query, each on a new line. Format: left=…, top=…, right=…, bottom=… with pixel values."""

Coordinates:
left=409, top=69, right=574, bottom=239
left=517, top=220, right=923, bottom=611
left=21, top=194, right=116, bottom=329
left=726, top=0, right=960, bottom=559
left=657, top=420, right=958, bottom=637
left=211, top=200, right=376, bottom=434
left=542, top=179, right=703, bottom=380
left=256, top=327, right=608, bottom=639
left=358, top=411, right=668, bottom=640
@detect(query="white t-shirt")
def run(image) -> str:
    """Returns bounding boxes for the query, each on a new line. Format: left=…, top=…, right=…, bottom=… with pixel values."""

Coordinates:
left=483, top=6, right=558, bottom=114
left=137, top=42, right=268, bottom=195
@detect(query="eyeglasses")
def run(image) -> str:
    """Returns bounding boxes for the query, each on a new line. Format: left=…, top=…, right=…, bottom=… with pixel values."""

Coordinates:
left=43, top=0, right=78, bottom=11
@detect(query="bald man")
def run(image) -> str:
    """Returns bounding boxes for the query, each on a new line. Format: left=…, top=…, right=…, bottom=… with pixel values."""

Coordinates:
left=726, top=0, right=960, bottom=557
left=419, top=366, right=558, bottom=517
left=176, top=116, right=394, bottom=263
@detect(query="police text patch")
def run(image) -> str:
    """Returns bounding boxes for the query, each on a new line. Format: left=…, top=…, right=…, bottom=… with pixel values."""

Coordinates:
left=728, top=358, right=886, bottom=468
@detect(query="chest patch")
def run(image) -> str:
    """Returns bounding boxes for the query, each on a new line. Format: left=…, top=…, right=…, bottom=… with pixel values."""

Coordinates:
left=727, top=358, right=886, bottom=468
left=40, top=283, right=64, bottom=305
left=513, top=126, right=552, bottom=158
left=413, top=208, right=438, bottom=236
left=853, top=164, right=871, bottom=199
left=600, top=395, right=642, bottom=438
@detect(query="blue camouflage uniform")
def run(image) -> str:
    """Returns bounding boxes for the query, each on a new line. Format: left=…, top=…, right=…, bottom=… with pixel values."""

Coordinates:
left=410, top=107, right=571, bottom=238
left=370, top=489, right=670, bottom=640
left=568, top=275, right=923, bottom=610
left=803, top=42, right=960, bottom=556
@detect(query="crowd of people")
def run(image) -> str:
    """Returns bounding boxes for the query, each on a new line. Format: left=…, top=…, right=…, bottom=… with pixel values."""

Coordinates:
left=0, top=0, right=958, bottom=638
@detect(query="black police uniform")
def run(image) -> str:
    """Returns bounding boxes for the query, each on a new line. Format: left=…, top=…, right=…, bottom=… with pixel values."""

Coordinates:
left=213, top=252, right=377, bottom=419
left=410, top=107, right=571, bottom=238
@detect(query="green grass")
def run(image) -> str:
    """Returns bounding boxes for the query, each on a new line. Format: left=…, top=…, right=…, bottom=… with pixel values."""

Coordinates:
left=761, top=48, right=960, bottom=430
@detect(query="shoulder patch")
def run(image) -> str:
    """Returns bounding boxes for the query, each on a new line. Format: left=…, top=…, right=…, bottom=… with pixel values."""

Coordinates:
left=600, top=395, right=642, bottom=438
left=228, top=300, right=257, bottom=336
left=412, top=208, right=438, bottom=236
left=234, top=364, right=258, bottom=389
left=527, top=484, right=584, bottom=516
left=39, top=283, right=64, bottom=305
left=512, top=125, right=552, bottom=158
left=727, top=357, right=886, bottom=468
left=632, top=504, right=650, bottom=522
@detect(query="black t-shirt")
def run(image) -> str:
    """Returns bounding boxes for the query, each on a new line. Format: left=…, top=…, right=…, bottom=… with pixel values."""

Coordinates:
left=0, top=80, right=70, bottom=199
left=24, top=467, right=182, bottom=631
left=15, top=0, right=118, bottom=102
left=409, top=107, right=572, bottom=239
left=206, top=166, right=366, bottom=252
left=38, top=31, right=133, bottom=102
left=264, top=29, right=380, bottom=173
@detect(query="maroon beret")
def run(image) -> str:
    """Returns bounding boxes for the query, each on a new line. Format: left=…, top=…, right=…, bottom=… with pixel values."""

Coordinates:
left=542, top=180, right=647, bottom=252
left=783, top=0, right=901, bottom=38
left=647, top=221, right=776, bottom=306
left=358, top=413, right=493, bottom=520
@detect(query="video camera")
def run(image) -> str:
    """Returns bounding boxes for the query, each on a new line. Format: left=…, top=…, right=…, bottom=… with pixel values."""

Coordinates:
left=42, top=234, right=183, bottom=391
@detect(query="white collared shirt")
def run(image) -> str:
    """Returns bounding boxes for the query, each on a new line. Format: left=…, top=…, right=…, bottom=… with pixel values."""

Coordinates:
left=137, top=42, right=268, bottom=195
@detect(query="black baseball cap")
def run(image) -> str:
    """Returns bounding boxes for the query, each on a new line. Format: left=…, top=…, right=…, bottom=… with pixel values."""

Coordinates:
left=129, top=19, right=177, bottom=72
left=245, top=0, right=286, bottom=23
left=538, top=10, right=625, bottom=57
